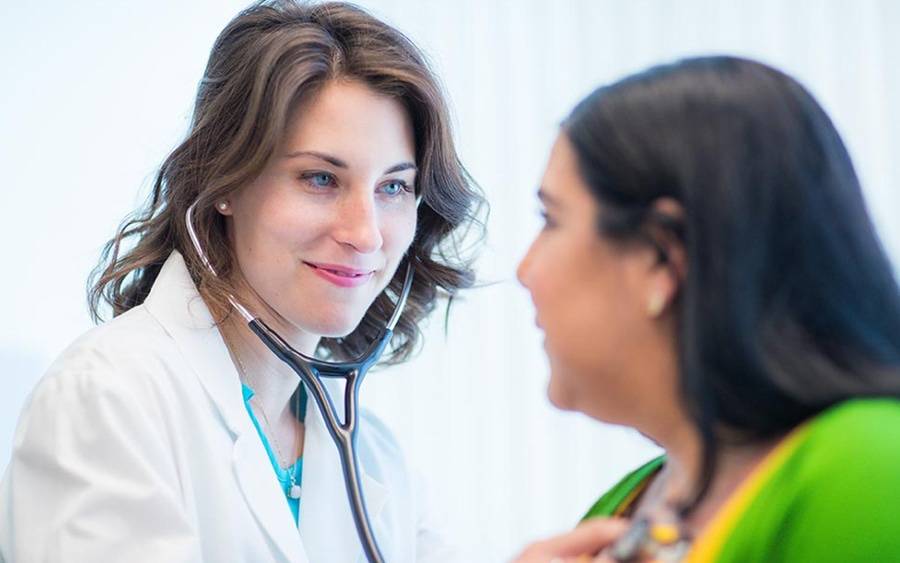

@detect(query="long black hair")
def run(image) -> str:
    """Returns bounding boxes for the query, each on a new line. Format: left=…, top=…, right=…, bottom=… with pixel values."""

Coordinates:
left=563, top=56, right=900, bottom=509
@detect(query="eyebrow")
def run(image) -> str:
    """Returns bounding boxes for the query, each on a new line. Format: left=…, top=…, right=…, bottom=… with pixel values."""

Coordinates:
left=285, top=150, right=417, bottom=175
left=537, top=187, right=561, bottom=207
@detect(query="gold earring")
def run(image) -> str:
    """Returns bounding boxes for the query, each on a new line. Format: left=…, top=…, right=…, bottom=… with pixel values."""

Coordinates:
left=647, top=292, right=666, bottom=317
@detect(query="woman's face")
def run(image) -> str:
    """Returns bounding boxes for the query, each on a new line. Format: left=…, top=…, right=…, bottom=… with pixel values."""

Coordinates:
left=223, top=79, right=417, bottom=344
left=517, top=134, right=677, bottom=424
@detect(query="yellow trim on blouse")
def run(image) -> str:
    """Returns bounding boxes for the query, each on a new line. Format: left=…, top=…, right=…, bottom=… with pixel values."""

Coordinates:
left=685, top=423, right=813, bottom=562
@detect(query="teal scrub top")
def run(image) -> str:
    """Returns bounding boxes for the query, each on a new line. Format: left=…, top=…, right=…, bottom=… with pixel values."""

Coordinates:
left=241, top=383, right=307, bottom=525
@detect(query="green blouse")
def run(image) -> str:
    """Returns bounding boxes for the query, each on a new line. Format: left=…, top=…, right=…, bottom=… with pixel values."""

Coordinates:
left=582, top=398, right=900, bottom=562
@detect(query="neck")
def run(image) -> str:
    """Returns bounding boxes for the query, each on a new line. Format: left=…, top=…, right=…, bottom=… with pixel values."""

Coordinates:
left=642, top=416, right=781, bottom=532
left=219, top=289, right=320, bottom=421
left=642, top=414, right=702, bottom=505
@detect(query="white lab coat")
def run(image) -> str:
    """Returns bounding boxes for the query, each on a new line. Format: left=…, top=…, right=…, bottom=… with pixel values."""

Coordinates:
left=0, top=251, right=453, bottom=563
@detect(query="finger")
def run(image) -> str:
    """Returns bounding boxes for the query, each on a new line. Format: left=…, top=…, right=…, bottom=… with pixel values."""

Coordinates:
left=537, top=518, right=630, bottom=557
left=551, top=556, right=593, bottom=563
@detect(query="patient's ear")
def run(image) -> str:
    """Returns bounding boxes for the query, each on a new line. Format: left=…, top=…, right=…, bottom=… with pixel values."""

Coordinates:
left=649, top=197, right=686, bottom=277
left=644, top=197, right=686, bottom=317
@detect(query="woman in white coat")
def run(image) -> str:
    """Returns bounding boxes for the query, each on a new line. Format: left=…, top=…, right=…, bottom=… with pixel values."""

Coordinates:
left=0, top=2, right=483, bottom=562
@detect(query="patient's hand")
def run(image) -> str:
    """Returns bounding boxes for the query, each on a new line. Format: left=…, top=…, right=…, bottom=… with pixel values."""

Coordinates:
left=511, top=517, right=629, bottom=562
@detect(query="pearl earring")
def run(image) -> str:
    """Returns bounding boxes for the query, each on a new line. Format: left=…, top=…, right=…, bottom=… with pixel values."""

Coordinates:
left=217, top=201, right=229, bottom=212
left=647, top=292, right=666, bottom=317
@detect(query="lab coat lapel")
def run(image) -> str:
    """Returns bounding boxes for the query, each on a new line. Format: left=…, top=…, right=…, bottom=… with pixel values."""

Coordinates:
left=143, top=252, right=246, bottom=436
left=299, top=378, right=389, bottom=563
left=232, top=433, right=310, bottom=563
left=144, top=252, right=309, bottom=563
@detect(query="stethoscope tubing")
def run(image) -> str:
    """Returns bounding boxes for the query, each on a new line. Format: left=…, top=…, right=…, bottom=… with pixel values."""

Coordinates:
left=185, top=202, right=416, bottom=562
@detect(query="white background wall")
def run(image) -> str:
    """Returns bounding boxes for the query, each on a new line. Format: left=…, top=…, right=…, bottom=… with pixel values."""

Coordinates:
left=2, top=1, right=898, bottom=561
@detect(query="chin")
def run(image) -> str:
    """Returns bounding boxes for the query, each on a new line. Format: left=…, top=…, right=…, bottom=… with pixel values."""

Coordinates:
left=546, top=375, right=577, bottom=412
left=301, top=311, right=368, bottom=339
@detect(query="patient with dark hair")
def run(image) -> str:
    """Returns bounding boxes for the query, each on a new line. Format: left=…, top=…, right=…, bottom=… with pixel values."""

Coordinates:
left=514, top=56, right=900, bottom=562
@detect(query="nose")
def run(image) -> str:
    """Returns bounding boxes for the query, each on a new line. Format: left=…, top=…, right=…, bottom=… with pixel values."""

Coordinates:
left=333, top=189, right=383, bottom=254
left=516, top=242, right=535, bottom=288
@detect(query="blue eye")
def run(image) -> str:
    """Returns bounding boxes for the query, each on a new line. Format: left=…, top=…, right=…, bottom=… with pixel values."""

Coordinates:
left=301, top=172, right=336, bottom=189
left=381, top=180, right=409, bottom=196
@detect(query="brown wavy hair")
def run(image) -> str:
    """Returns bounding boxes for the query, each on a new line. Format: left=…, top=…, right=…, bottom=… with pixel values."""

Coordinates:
left=88, top=0, right=485, bottom=363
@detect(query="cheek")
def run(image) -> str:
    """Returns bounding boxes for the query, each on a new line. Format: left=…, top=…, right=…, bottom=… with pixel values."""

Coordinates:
left=382, top=208, right=417, bottom=255
left=554, top=272, right=636, bottom=366
left=264, top=200, right=326, bottom=245
left=234, top=187, right=322, bottom=251
left=529, top=245, right=603, bottom=338
left=537, top=257, right=640, bottom=394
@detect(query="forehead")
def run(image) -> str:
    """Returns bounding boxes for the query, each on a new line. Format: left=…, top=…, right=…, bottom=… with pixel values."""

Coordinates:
left=541, top=134, right=595, bottom=208
left=281, top=80, right=415, bottom=162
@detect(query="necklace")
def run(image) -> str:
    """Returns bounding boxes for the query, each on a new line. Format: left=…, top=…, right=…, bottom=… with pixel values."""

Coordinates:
left=252, top=394, right=303, bottom=500
left=227, top=335, right=303, bottom=500
left=607, top=511, right=692, bottom=562
left=610, top=468, right=692, bottom=561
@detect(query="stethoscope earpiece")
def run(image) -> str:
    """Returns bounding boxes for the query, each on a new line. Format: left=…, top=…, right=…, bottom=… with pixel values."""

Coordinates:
left=185, top=201, right=412, bottom=563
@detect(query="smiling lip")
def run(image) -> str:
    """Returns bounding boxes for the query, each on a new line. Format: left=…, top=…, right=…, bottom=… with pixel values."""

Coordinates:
left=304, top=262, right=375, bottom=288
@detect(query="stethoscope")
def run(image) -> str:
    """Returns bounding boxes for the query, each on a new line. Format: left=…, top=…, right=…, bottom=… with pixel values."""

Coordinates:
left=186, top=201, right=415, bottom=563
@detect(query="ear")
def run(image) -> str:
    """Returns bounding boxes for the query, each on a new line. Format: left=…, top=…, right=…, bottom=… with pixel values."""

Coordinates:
left=644, top=197, right=686, bottom=317
left=216, top=200, right=234, bottom=216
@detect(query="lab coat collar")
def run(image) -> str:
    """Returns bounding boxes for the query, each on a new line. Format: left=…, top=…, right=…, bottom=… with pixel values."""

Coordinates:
left=144, top=251, right=389, bottom=563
